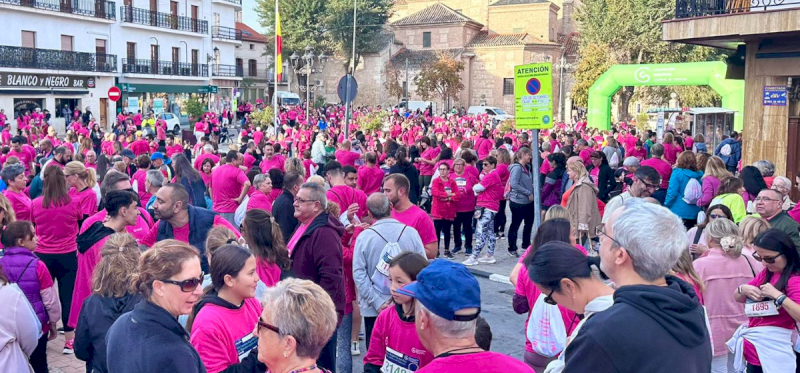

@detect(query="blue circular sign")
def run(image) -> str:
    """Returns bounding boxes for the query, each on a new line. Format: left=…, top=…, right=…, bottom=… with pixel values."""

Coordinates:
left=526, top=78, right=541, bottom=95
left=543, top=115, right=551, bottom=124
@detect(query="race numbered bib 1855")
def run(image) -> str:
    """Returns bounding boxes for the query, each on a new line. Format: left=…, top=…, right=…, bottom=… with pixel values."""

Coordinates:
left=381, top=347, right=421, bottom=373
left=745, top=300, right=780, bottom=317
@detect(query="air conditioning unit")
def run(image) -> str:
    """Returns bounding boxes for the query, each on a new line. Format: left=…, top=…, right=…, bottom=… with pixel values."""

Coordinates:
left=316, top=80, right=324, bottom=86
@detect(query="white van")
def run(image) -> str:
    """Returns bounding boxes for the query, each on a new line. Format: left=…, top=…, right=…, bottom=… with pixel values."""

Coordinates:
left=273, top=91, right=301, bottom=107
left=467, top=105, right=514, bottom=124
left=395, top=100, right=435, bottom=114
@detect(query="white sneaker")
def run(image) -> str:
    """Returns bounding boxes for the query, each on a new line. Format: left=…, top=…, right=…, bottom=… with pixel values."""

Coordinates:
left=351, top=341, right=360, bottom=356
left=478, top=255, right=496, bottom=264
left=463, top=256, right=480, bottom=266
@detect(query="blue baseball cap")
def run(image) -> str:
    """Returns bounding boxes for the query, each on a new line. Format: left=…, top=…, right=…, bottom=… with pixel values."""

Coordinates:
left=397, top=260, right=481, bottom=321
left=150, top=152, right=165, bottom=161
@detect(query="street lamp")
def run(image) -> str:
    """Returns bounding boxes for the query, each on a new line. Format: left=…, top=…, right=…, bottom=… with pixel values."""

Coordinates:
left=290, top=45, right=328, bottom=126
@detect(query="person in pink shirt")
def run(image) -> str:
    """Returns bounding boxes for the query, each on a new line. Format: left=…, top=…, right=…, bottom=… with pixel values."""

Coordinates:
left=69, top=190, right=140, bottom=331
left=335, top=140, right=362, bottom=168
left=357, top=152, right=385, bottom=195
left=627, top=141, right=647, bottom=162
left=325, top=161, right=368, bottom=221
left=242, top=209, right=291, bottom=288
left=259, top=144, right=285, bottom=173
left=210, top=151, right=252, bottom=226
left=200, top=158, right=214, bottom=187
left=1, top=163, right=32, bottom=221
left=129, top=133, right=150, bottom=156
left=451, top=158, right=478, bottom=256
left=640, top=144, right=672, bottom=191
left=32, top=165, right=85, bottom=352
left=384, top=174, right=437, bottom=259
left=9, top=136, right=35, bottom=176
left=165, top=135, right=183, bottom=158
left=431, top=163, right=460, bottom=259
left=414, top=138, right=438, bottom=186
left=65, top=161, right=99, bottom=218
left=189, top=245, right=263, bottom=373
left=80, top=171, right=154, bottom=241
left=246, top=174, right=275, bottom=212
left=464, top=156, right=504, bottom=266
left=194, top=145, right=220, bottom=171
left=662, top=132, right=681, bottom=165
left=364, top=252, right=434, bottom=372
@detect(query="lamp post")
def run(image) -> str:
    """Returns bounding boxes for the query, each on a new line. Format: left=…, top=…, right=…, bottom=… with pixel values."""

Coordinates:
left=290, top=46, right=328, bottom=127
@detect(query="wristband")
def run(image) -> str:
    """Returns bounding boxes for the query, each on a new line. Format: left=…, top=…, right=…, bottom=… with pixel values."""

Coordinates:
left=776, top=294, right=788, bottom=308
left=737, top=286, right=742, bottom=294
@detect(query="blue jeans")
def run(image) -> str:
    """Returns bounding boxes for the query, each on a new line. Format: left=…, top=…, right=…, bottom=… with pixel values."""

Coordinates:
left=336, top=313, right=353, bottom=373
left=473, top=210, right=497, bottom=257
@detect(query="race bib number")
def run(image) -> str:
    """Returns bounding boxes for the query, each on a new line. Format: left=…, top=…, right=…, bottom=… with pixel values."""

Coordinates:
left=455, top=177, right=467, bottom=187
left=745, top=300, right=779, bottom=317
left=375, top=252, right=392, bottom=277
left=234, top=333, right=258, bottom=361
left=444, top=187, right=452, bottom=194
left=381, top=347, right=421, bottom=373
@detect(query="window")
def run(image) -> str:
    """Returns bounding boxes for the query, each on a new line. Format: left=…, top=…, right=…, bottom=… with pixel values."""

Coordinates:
left=250, top=44, right=254, bottom=50
left=21, top=31, right=35, bottom=48
left=214, top=12, right=220, bottom=27
left=503, top=78, right=514, bottom=95
left=422, top=32, right=431, bottom=48
left=96, top=39, right=108, bottom=68
left=61, top=35, right=73, bottom=51
left=248, top=59, right=257, bottom=76
left=150, top=44, right=159, bottom=61
left=172, top=47, right=180, bottom=64
left=56, top=99, right=80, bottom=118
left=126, top=42, right=136, bottom=61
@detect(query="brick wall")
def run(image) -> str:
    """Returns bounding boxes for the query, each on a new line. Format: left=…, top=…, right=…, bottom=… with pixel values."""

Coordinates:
left=395, top=24, right=480, bottom=50
left=487, top=3, right=558, bottom=42
left=395, top=0, right=490, bottom=25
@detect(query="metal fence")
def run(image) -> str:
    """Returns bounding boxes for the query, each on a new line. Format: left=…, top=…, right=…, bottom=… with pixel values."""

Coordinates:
left=212, top=64, right=243, bottom=77
left=212, top=26, right=242, bottom=41
left=122, top=58, right=208, bottom=77
left=1, top=0, right=116, bottom=19
left=120, top=5, right=208, bottom=34
left=675, top=0, right=800, bottom=18
left=0, top=45, right=117, bottom=72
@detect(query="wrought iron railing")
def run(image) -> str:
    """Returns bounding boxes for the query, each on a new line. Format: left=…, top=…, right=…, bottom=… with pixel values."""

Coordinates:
left=0, top=45, right=117, bottom=72
left=122, top=58, right=208, bottom=77
left=214, top=0, right=241, bottom=5
left=120, top=5, right=208, bottom=34
left=212, top=26, right=243, bottom=41
left=675, top=0, right=800, bottom=18
left=0, top=0, right=115, bottom=19
left=213, top=64, right=243, bottom=77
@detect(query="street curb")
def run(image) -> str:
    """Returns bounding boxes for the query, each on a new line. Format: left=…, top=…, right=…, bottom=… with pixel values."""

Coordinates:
left=467, top=268, right=513, bottom=286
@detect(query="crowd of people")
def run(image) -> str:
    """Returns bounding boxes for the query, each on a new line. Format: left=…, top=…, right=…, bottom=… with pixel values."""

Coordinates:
left=0, top=100, right=799, bottom=373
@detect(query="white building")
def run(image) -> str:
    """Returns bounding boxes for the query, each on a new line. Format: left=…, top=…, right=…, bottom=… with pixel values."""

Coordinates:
left=234, top=14, right=288, bottom=104
left=210, top=0, right=242, bottom=112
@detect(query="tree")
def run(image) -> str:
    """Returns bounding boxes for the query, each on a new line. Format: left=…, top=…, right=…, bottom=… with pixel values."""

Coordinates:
left=323, top=0, right=393, bottom=71
left=256, top=0, right=330, bottom=57
left=414, top=52, right=464, bottom=110
left=184, top=97, right=205, bottom=130
left=384, top=63, right=404, bottom=101
left=571, top=43, right=616, bottom=107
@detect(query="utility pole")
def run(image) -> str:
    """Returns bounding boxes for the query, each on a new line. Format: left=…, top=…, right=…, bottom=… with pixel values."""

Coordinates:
left=405, top=57, right=409, bottom=103
left=344, top=0, right=357, bottom=139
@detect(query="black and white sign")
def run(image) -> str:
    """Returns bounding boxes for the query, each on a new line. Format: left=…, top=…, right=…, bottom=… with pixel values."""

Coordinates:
left=0, top=73, right=95, bottom=88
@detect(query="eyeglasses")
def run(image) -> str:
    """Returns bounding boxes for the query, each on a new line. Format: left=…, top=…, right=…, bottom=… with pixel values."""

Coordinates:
left=708, top=213, right=726, bottom=219
left=438, top=168, right=449, bottom=172
left=753, top=252, right=783, bottom=264
left=595, top=224, right=622, bottom=247
left=257, top=317, right=281, bottom=335
left=755, top=197, right=781, bottom=203
left=294, top=197, right=317, bottom=204
left=544, top=289, right=557, bottom=305
left=637, top=177, right=660, bottom=191
left=160, top=273, right=204, bottom=292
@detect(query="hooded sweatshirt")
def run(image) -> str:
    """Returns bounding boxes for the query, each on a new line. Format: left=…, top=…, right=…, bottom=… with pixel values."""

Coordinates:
left=69, top=222, right=116, bottom=328
left=389, top=162, right=421, bottom=205
left=665, top=168, right=704, bottom=220
left=75, top=293, right=143, bottom=373
left=562, top=276, right=712, bottom=373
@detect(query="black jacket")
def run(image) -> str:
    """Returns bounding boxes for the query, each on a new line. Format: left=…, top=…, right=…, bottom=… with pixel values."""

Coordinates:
left=589, top=164, right=616, bottom=203
left=563, top=276, right=712, bottom=373
left=389, top=162, right=420, bottom=204
left=105, top=300, right=207, bottom=373
left=75, top=293, right=143, bottom=373
left=76, top=222, right=115, bottom=254
left=273, top=188, right=299, bottom=242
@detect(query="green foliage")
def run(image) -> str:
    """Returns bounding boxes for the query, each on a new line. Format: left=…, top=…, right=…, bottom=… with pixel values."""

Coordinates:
left=635, top=112, right=651, bottom=131
left=384, top=63, right=404, bottom=101
left=357, top=110, right=390, bottom=132
left=256, top=0, right=330, bottom=56
left=572, top=43, right=616, bottom=107
left=184, top=97, right=205, bottom=128
left=414, top=52, right=464, bottom=109
left=314, top=95, right=327, bottom=109
left=250, top=107, right=276, bottom=128
left=323, top=0, right=393, bottom=70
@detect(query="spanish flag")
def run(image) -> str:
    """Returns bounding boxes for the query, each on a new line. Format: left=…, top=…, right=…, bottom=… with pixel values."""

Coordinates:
left=275, top=6, right=283, bottom=82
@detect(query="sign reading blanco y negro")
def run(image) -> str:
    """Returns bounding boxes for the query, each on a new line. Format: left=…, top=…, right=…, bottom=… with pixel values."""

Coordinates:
left=515, top=63, right=553, bottom=129
left=1, top=73, right=95, bottom=88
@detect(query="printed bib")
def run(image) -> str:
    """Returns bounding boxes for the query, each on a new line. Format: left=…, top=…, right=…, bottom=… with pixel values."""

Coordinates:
left=381, top=347, right=421, bottom=373
left=745, top=300, right=779, bottom=317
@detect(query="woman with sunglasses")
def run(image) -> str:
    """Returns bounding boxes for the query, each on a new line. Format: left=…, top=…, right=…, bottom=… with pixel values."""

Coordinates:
left=106, top=240, right=206, bottom=373
left=513, top=219, right=584, bottom=371
left=189, top=245, right=264, bottom=373
left=431, top=162, right=459, bottom=259
left=687, top=204, right=734, bottom=257
left=255, top=278, right=337, bottom=373
left=711, top=177, right=747, bottom=224
left=731, top=229, right=800, bottom=373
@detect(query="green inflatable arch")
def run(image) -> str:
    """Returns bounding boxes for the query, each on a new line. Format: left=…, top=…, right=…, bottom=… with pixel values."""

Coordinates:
left=587, top=61, right=744, bottom=131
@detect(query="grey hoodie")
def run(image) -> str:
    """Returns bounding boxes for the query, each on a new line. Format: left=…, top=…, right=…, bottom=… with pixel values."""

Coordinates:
left=508, top=163, right=534, bottom=205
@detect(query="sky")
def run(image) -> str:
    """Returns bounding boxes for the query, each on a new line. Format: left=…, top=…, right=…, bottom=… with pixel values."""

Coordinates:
left=242, top=0, right=266, bottom=33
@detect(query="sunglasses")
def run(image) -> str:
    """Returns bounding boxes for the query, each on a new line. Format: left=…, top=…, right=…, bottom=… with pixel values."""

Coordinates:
left=257, top=317, right=281, bottom=335
left=160, top=273, right=204, bottom=292
left=544, top=289, right=557, bottom=305
left=708, top=213, right=726, bottom=219
left=753, top=252, right=783, bottom=264
left=637, top=177, right=660, bottom=190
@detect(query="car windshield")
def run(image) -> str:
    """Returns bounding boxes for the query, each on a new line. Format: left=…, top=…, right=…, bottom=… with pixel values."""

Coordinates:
left=494, top=109, right=507, bottom=115
left=283, top=98, right=301, bottom=106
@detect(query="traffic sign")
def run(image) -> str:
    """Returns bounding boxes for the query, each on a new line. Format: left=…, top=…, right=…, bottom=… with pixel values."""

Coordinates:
left=108, top=86, right=122, bottom=102
left=337, top=75, right=358, bottom=103
left=515, top=63, right=553, bottom=129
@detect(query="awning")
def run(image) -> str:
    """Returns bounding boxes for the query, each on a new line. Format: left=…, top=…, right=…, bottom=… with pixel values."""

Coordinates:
left=0, top=89, right=89, bottom=95
left=120, top=83, right=214, bottom=94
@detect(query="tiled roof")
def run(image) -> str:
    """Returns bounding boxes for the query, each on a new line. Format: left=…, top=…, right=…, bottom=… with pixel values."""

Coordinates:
left=490, top=0, right=548, bottom=6
left=390, top=48, right=463, bottom=68
left=392, top=3, right=480, bottom=27
left=362, top=31, right=396, bottom=54
left=236, top=22, right=268, bottom=43
left=558, top=33, right=580, bottom=55
left=468, top=32, right=527, bottom=47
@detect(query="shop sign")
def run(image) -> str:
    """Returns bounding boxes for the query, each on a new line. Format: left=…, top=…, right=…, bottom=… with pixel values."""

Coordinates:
left=1, top=73, right=95, bottom=89
left=763, top=86, right=787, bottom=106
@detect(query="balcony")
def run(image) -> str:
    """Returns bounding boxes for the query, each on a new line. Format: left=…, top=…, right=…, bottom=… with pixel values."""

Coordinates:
left=212, top=0, right=241, bottom=7
left=675, top=0, right=800, bottom=19
left=0, top=0, right=115, bottom=19
left=212, top=64, right=243, bottom=77
left=120, top=5, right=208, bottom=34
left=122, top=59, right=208, bottom=77
left=212, top=26, right=242, bottom=41
left=0, top=45, right=117, bottom=73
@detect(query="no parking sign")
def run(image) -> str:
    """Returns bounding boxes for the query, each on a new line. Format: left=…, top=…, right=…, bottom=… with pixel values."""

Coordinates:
left=515, top=63, right=553, bottom=129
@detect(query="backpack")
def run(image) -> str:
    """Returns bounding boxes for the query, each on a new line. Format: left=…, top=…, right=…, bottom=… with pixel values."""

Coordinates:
left=683, top=177, right=702, bottom=205
left=369, top=226, right=407, bottom=295
left=609, top=150, right=620, bottom=168
left=720, top=143, right=732, bottom=157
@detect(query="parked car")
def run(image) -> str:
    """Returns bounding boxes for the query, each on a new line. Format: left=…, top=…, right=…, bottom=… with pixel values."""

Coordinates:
left=467, top=105, right=514, bottom=124
left=394, top=100, right=435, bottom=114
left=160, top=112, right=185, bottom=134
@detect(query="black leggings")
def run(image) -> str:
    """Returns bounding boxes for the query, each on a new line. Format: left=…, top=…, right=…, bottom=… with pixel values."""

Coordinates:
left=508, top=201, right=535, bottom=252
left=31, top=334, right=49, bottom=373
left=364, top=316, right=378, bottom=351
left=434, top=219, right=453, bottom=255
left=453, top=211, right=474, bottom=251
left=38, top=251, right=78, bottom=332
left=494, top=200, right=507, bottom=235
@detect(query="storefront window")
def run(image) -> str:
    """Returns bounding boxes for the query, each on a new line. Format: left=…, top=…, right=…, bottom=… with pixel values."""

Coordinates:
left=56, top=98, right=81, bottom=118
left=13, top=98, right=44, bottom=118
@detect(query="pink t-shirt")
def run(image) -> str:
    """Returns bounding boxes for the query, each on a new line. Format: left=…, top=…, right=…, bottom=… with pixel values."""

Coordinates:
left=68, top=233, right=111, bottom=328
left=190, top=298, right=262, bottom=373
left=210, top=164, right=250, bottom=213
left=743, top=270, right=800, bottom=366
left=640, top=157, right=672, bottom=189
left=31, top=197, right=83, bottom=254
left=417, top=147, right=438, bottom=176
left=477, top=170, right=504, bottom=212
left=335, top=149, right=361, bottom=168
left=81, top=207, right=153, bottom=241
left=357, top=165, right=385, bottom=195
left=166, top=144, right=183, bottom=158
left=391, top=205, right=437, bottom=246
left=69, top=187, right=99, bottom=216
left=246, top=191, right=274, bottom=212
left=8, top=149, right=33, bottom=174
left=417, top=351, right=533, bottom=373
left=256, top=258, right=281, bottom=288
left=131, top=169, right=150, bottom=203
left=139, top=215, right=239, bottom=247
left=286, top=223, right=308, bottom=255
left=363, top=305, right=433, bottom=369
left=194, top=153, right=220, bottom=171
left=4, top=189, right=32, bottom=221
left=259, top=155, right=285, bottom=173
left=326, top=185, right=368, bottom=220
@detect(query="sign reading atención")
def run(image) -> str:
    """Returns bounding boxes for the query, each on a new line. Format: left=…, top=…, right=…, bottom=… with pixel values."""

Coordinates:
left=514, top=62, right=553, bottom=130
left=1, top=73, right=95, bottom=89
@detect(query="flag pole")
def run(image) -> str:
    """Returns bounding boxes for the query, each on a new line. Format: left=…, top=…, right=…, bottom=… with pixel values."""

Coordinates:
left=273, top=0, right=279, bottom=129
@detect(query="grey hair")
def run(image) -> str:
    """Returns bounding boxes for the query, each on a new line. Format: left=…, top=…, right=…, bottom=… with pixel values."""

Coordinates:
left=300, top=182, right=327, bottom=207
left=705, top=218, right=743, bottom=258
left=753, top=160, right=775, bottom=177
left=415, top=300, right=476, bottom=339
left=367, top=193, right=391, bottom=219
left=253, top=173, right=269, bottom=189
left=0, top=163, right=25, bottom=183
left=261, top=278, right=337, bottom=359
left=773, top=176, right=791, bottom=192
left=203, top=144, right=214, bottom=153
left=541, top=142, right=551, bottom=151
left=101, top=171, right=131, bottom=200
left=612, top=198, right=687, bottom=282
left=622, top=157, right=640, bottom=168
left=146, top=170, right=164, bottom=188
